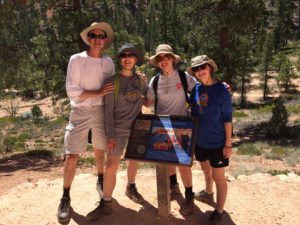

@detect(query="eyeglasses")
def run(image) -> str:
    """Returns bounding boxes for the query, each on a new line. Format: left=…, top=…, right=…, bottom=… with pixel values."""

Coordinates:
left=156, top=54, right=173, bottom=62
left=119, top=53, right=136, bottom=59
left=87, top=33, right=107, bottom=40
left=192, top=64, right=207, bottom=72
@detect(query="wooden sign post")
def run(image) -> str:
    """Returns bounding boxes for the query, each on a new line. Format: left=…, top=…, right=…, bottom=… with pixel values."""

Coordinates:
left=125, top=114, right=197, bottom=218
left=156, top=163, right=170, bottom=217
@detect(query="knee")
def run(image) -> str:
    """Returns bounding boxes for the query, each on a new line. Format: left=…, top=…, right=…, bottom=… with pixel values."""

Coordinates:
left=65, top=154, right=79, bottom=164
left=212, top=173, right=226, bottom=183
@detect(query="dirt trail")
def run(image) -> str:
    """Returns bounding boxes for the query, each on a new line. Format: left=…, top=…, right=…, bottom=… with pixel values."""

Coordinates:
left=0, top=169, right=299, bottom=225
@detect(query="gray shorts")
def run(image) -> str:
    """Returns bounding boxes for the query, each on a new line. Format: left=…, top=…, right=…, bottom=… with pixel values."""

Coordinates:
left=111, top=128, right=131, bottom=156
left=64, top=106, right=107, bottom=154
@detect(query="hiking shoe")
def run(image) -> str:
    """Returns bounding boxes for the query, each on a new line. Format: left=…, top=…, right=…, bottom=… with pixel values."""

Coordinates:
left=195, top=190, right=214, bottom=204
left=181, top=192, right=194, bottom=215
left=96, top=179, right=103, bottom=198
left=208, top=209, right=224, bottom=225
left=57, top=197, right=71, bottom=223
left=125, top=183, right=144, bottom=204
left=170, top=183, right=181, bottom=198
left=86, top=199, right=113, bottom=222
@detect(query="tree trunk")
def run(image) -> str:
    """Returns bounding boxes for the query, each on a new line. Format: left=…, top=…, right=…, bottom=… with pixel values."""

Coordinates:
left=218, top=0, right=231, bottom=84
left=263, top=64, right=269, bottom=100
left=298, top=0, right=300, bottom=38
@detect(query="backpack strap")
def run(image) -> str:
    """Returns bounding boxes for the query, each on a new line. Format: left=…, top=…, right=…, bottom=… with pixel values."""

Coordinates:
left=178, top=70, right=189, bottom=103
left=113, top=75, right=120, bottom=99
left=152, top=74, right=160, bottom=114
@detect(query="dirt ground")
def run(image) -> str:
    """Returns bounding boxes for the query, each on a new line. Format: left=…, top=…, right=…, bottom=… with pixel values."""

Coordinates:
left=0, top=167, right=299, bottom=225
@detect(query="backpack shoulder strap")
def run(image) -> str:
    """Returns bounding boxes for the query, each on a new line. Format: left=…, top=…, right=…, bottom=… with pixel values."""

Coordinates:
left=153, top=74, right=160, bottom=114
left=178, top=70, right=189, bottom=102
left=113, top=74, right=119, bottom=99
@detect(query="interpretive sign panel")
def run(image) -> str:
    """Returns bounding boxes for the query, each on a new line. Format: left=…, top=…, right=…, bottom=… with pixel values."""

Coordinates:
left=125, top=114, right=197, bottom=166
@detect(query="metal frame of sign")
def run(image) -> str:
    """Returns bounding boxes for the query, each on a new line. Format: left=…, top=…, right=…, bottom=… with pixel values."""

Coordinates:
left=125, top=114, right=198, bottom=166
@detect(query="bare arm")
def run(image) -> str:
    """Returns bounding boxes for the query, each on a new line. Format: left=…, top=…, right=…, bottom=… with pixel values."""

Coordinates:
left=79, top=83, right=114, bottom=99
left=142, top=97, right=153, bottom=107
left=223, top=122, right=233, bottom=158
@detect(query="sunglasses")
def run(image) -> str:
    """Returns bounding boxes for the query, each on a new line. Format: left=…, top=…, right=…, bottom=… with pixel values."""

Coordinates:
left=87, top=33, right=107, bottom=40
left=119, top=53, right=136, bottom=59
left=156, top=54, right=173, bottom=62
left=192, top=64, right=207, bottom=72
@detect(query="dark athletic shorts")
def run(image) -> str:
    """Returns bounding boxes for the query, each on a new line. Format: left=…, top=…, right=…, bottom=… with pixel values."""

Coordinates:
left=194, top=145, right=229, bottom=168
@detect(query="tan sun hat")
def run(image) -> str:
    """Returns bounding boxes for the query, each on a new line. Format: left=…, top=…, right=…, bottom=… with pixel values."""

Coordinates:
left=80, top=22, right=114, bottom=49
left=187, top=55, right=218, bottom=75
left=149, top=44, right=181, bottom=67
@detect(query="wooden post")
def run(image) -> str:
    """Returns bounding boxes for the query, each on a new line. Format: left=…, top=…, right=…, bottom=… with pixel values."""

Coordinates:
left=156, top=163, right=170, bottom=217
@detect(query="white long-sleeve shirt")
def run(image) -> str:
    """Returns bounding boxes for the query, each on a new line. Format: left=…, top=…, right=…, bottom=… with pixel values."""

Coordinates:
left=66, top=51, right=115, bottom=107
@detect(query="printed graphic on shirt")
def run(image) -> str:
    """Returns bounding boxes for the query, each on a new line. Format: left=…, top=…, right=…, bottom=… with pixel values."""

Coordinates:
left=124, top=85, right=141, bottom=103
left=198, top=92, right=209, bottom=112
left=176, top=83, right=182, bottom=90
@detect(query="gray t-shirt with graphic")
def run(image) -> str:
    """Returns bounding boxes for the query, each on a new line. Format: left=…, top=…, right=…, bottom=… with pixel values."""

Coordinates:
left=147, top=70, right=198, bottom=116
left=105, top=73, right=148, bottom=138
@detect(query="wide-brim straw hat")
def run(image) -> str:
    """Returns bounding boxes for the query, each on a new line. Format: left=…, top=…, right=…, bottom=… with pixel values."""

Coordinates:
left=80, top=22, right=114, bottom=49
left=187, top=55, right=218, bottom=75
left=149, top=44, right=181, bottom=67
left=117, top=43, right=145, bottom=66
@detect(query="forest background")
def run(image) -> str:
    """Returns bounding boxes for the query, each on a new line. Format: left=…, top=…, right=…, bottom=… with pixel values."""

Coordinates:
left=0, top=0, right=300, bottom=179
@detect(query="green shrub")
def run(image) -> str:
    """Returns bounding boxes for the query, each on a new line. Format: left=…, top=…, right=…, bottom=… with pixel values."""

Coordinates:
left=267, top=169, right=289, bottom=176
left=237, top=143, right=262, bottom=156
left=233, top=111, right=248, bottom=118
left=265, top=147, right=287, bottom=160
left=78, top=157, right=96, bottom=166
left=31, top=105, right=43, bottom=123
left=266, top=97, right=288, bottom=138
left=2, top=136, right=17, bottom=152
left=257, top=104, right=274, bottom=113
left=286, top=105, right=300, bottom=114
left=18, top=132, right=31, bottom=142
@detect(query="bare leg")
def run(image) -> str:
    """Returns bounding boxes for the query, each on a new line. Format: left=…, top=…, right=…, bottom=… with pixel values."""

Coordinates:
left=103, top=155, right=121, bottom=199
left=200, top=160, right=214, bottom=193
left=63, top=154, right=79, bottom=188
left=212, top=167, right=227, bottom=212
left=94, top=149, right=105, bottom=174
left=127, top=160, right=138, bottom=183
left=168, top=165, right=176, bottom=176
left=178, top=166, right=192, bottom=187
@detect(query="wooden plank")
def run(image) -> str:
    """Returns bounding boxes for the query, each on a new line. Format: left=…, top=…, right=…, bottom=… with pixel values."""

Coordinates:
left=156, top=163, right=170, bottom=217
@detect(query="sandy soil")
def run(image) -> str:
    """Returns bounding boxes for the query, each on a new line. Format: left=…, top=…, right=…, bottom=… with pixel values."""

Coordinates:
left=0, top=169, right=299, bottom=225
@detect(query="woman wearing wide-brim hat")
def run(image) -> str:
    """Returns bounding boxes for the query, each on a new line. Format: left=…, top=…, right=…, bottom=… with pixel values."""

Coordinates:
left=188, top=55, right=233, bottom=225
left=145, top=44, right=198, bottom=215
left=86, top=43, right=148, bottom=221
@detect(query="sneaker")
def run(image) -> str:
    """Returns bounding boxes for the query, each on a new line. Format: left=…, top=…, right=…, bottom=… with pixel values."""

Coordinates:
left=86, top=199, right=113, bottom=222
left=181, top=192, right=194, bottom=215
left=170, top=183, right=181, bottom=198
left=125, top=183, right=144, bottom=204
left=195, top=190, right=214, bottom=204
left=96, top=179, right=103, bottom=198
left=208, top=209, right=224, bottom=225
left=57, top=197, right=71, bottom=223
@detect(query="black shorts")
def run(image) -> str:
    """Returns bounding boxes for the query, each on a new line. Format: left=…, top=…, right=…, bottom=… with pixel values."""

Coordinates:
left=194, top=145, right=229, bottom=168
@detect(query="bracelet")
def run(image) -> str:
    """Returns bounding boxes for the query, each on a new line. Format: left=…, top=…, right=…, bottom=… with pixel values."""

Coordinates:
left=224, top=146, right=232, bottom=148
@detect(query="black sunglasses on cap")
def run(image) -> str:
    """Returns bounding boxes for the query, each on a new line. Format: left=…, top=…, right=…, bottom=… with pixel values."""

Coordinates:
left=192, top=64, right=207, bottom=72
left=87, top=33, right=107, bottom=40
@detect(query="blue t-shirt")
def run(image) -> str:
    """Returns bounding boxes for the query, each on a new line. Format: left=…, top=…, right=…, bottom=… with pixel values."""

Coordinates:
left=190, top=82, right=232, bottom=149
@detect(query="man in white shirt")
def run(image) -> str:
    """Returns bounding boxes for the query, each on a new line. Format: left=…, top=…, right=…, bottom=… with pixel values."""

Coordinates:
left=57, top=22, right=115, bottom=223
